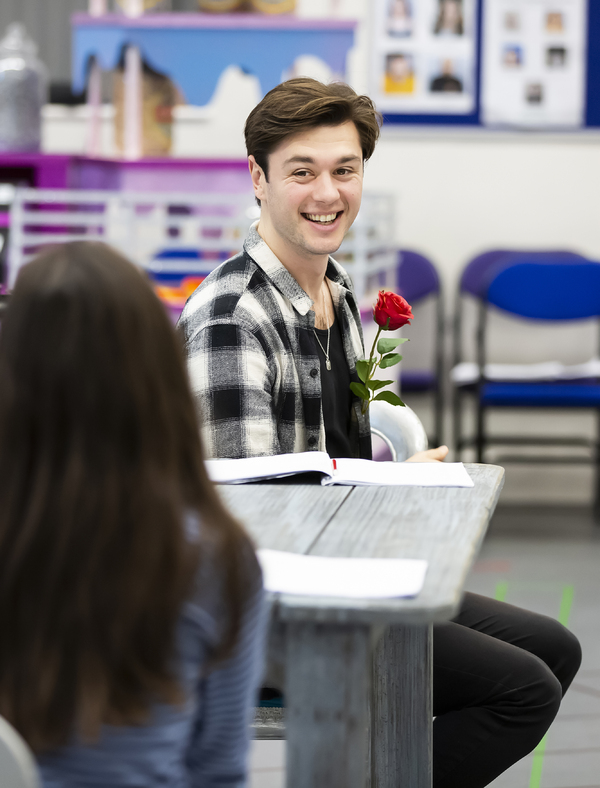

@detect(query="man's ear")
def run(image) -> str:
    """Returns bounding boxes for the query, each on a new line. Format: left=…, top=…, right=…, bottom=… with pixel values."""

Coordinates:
left=248, top=156, right=266, bottom=202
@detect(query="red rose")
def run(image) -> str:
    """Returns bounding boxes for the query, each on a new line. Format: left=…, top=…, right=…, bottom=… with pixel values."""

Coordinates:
left=373, top=290, right=414, bottom=331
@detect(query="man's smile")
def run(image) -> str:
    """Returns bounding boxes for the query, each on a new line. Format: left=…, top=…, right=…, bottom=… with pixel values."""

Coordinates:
left=302, top=211, right=343, bottom=225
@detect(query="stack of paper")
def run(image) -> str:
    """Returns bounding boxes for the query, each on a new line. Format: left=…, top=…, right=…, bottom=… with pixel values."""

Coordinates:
left=257, top=549, right=428, bottom=599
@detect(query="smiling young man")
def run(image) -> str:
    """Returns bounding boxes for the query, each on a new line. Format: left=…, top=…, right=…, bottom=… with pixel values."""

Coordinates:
left=179, top=78, right=581, bottom=788
left=179, top=77, right=428, bottom=461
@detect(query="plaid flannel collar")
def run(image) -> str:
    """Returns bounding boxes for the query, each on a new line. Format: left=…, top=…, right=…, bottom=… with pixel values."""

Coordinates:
left=243, top=222, right=353, bottom=315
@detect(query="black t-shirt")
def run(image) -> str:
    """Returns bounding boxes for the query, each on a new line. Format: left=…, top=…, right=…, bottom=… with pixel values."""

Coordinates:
left=313, top=314, right=354, bottom=458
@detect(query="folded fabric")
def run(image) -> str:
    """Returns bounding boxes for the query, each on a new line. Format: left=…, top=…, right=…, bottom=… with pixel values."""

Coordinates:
left=451, top=359, right=600, bottom=385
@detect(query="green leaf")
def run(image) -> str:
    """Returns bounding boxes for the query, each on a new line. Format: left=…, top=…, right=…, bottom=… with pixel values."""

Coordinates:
left=380, top=353, right=403, bottom=369
left=373, top=390, right=405, bottom=407
left=355, top=359, right=371, bottom=383
left=350, top=381, right=370, bottom=400
left=366, top=379, right=394, bottom=391
left=377, top=337, right=409, bottom=354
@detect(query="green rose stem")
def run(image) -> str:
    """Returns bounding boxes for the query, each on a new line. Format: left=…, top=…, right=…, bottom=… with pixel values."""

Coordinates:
left=351, top=316, right=408, bottom=415
left=367, top=319, right=386, bottom=370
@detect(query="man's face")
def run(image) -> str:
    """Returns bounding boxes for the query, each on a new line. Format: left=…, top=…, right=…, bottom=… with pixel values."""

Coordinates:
left=249, top=121, right=364, bottom=267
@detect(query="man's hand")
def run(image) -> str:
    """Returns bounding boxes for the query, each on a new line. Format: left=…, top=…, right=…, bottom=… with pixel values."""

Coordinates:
left=405, top=445, right=449, bottom=463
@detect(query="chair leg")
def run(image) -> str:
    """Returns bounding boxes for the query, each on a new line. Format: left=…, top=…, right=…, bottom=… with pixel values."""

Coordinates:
left=594, top=410, right=600, bottom=524
left=434, top=384, right=443, bottom=449
left=453, top=386, right=462, bottom=460
left=476, top=401, right=485, bottom=464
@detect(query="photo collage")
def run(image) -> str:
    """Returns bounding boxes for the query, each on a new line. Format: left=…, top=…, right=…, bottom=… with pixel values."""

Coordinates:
left=370, top=0, right=478, bottom=114
left=481, top=0, right=587, bottom=127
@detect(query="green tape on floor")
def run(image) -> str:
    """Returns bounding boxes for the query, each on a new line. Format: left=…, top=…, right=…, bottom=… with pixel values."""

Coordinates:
left=558, top=585, right=574, bottom=627
left=528, top=584, right=575, bottom=788
left=494, top=581, right=508, bottom=602
left=529, top=733, right=547, bottom=788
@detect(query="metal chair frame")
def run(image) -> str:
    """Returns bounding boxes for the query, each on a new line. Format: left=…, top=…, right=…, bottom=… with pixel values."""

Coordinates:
left=0, top=715, right=40, bottom=788
left=396, top=250, right=445, bottom=447
left=453, top=254, right=600, bottom=518
left=452, top=249, right=588, bottom=457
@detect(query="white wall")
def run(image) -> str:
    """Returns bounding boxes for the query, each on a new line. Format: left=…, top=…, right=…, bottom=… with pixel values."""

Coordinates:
left=367, top=129, right=600, bottom=289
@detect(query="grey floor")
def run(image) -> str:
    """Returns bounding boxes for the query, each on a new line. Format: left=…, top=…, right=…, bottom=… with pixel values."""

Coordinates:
left=465, top=504, right=600, bottom=788
left=249, top=504, right=600, bottom=788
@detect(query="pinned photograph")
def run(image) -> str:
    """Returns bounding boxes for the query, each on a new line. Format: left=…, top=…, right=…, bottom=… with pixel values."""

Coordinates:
left=504, top=11, right=520, bottom=31
left=387, top=0, right=413, bottom=38
left=547, top=46, right=567, bottom=67
left=430, top=58, right=464, bottom=92
left=503, top=44, right=523, bottom=68
left=525, top=82, right=544, bottom=104
left=384, top=53, right=416, bottom=94
left=545, top=12, right=564, bottom=33
left=434, top=0, right=464, bottom=36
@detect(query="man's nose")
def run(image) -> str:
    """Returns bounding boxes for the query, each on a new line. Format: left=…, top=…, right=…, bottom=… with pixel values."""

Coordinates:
left=312, top=173, right=340, bottom=204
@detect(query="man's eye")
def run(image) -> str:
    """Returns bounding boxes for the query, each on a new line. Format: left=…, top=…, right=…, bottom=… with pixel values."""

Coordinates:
left=294, top=170, right=310, bottom=178
left=336, top=168, right=353, bottom=176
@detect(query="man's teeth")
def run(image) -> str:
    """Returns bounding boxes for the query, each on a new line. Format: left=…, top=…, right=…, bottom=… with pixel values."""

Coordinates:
left=306, top=213, right=338, bottom=223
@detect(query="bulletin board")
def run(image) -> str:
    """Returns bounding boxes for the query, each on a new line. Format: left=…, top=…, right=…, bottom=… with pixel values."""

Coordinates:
left=481, top=0, right=587, bottom=127
left=374, top=0, right=600, bottom=128
left=370, top=0, right=479, bottom=117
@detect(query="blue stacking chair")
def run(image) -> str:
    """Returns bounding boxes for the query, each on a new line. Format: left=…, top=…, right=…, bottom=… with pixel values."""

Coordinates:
left=454, top=253, right=600, bottom=516
left=396, top=250, right=444, bottom=447
left=452, top=249, right=588, bottom=458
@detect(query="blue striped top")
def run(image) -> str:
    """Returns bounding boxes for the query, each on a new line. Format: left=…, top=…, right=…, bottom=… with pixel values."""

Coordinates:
left=36, top=533, right=266, bottom=788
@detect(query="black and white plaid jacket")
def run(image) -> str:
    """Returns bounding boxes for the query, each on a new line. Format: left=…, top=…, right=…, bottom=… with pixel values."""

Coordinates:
left=179, top=224, right=372, bottom=460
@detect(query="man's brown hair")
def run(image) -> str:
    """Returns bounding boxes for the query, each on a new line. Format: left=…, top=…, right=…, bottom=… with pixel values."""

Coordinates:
left=244, top=77, right=382, bottom=179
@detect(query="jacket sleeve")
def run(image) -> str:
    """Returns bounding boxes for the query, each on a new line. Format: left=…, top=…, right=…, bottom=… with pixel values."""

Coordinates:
left=185, top=586, right=267, bottom=788
left=185, top=319, right=281, bottom=459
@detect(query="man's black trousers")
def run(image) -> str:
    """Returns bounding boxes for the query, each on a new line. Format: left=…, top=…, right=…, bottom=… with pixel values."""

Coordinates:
left=433, top=592, right=582, bottom=788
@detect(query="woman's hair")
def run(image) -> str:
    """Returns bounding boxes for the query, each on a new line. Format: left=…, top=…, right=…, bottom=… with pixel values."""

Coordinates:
left=244, top=77, right=382, bottom=181
left=0, top=242, right=257, bottom=752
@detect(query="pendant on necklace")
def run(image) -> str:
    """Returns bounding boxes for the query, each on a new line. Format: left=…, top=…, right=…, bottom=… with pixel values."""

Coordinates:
left=326, top=359, right=332, bottom=371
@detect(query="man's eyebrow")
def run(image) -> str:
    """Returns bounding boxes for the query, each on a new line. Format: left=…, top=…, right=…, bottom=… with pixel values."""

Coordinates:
left=336, top=155, right=362, bottom=165
left=283, top=155, right=315, bottom=166
left=282, top=154, right=362, bottom=167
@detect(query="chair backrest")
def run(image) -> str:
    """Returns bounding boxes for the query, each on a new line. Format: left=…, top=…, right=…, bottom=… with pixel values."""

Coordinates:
left=460, top=249, right=587, bottom=298
left=486, top=260, right=600, bottom=320
left=397, top=250, right=440, bottom=303
left=0, top=716, right=40, bottom=788
left=370, top=400, right=428, bottom=462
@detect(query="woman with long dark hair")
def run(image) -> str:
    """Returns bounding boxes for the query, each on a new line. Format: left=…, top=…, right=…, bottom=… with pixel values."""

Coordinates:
left=0, top=241, right=264, bottom=786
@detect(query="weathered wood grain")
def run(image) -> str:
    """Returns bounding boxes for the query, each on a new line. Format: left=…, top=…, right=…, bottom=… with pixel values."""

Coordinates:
left=217, top=483, right=352, bottom=553
left=370, top=625, right=433, bottom=788
left=285, top=622, right=371, bottom=788
left=223, top=464, right=503, bottom=788
left=252, top=707, right=285, bottom=740
left=278, top=464, right=505, bottom=624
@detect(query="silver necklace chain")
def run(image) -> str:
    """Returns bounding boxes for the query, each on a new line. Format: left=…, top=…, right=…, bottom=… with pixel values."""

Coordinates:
left=313, top=284, right=332, bottom=371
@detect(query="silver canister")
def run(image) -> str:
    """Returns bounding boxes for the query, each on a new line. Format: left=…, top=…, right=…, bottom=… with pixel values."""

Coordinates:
left=0, top=23, right=48, bottom=152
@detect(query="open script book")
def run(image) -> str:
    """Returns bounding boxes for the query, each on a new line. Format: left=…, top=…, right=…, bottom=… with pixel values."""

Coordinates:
left=257, top=549, right=428, bottom=599
left=205, top=451, right=474, bottom=488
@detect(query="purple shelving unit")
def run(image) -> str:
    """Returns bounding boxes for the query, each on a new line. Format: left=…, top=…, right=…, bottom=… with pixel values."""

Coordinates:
left=0, top=153, right=73, bottom=189
left=67, top=156, right=251, bottom=193
left=0, top=153, right=252, bottom=194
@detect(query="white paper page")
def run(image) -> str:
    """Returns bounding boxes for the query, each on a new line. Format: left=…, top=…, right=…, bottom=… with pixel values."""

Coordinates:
left=329, top=460, right=474, bottom=488
left=257, top=549, right=428, bottom=599
left=205, top=451, right=333, bottom=484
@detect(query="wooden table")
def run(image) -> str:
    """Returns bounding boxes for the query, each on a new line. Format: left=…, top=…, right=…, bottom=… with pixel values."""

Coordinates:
left=219, top=463, right=505, bottom=788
